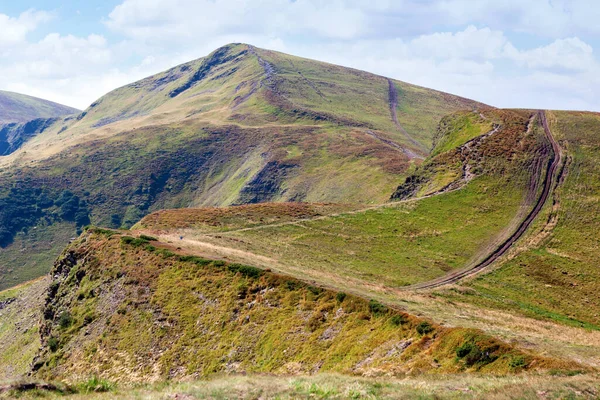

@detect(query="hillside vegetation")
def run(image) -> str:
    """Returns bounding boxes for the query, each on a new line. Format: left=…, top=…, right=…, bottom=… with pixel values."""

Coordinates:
left=28, top=230, right=574, bottom=384
left=439, top=111, right=600, bottom=329
left=135, top=109, right=547, bottom=289
left=131, top=109, right=600, bottom=370
left=0, top=44, right=487, bottom=290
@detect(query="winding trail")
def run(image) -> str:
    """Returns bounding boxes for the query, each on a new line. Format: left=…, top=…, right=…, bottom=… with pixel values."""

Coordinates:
left=409, top=110, right=562, bottom=290
left=387, top=78, right=428, bottom=154
left=137, top=112, right=560, bottom=292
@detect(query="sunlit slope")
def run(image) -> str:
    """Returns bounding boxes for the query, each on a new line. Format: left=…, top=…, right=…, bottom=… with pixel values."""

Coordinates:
left=135, top=109, right=549, bottom=290
left=0, top=43, right=488, bottom=289
left=28, top=230, right=570, bottom=383
left=441, top=111, right=600, bottom=329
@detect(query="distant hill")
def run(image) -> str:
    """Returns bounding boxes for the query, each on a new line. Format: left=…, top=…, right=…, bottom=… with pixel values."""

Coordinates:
left=0, top=90, right=79, bottom=125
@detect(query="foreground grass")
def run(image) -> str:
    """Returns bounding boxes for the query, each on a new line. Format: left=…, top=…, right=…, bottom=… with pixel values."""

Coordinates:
left=3, top=373, right=600, bottom=399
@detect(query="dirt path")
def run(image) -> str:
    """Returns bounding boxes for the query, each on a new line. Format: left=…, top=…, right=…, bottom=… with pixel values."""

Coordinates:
left=364, top=130, right=424, bottom=159
left=409, top=110, right=563, bottom=290
left=138, top=113, right=558, bottom=292
left=387, top=78, right=428, bottom=154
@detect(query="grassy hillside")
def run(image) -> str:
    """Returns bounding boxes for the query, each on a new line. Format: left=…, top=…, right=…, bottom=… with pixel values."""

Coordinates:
left=29, top=229, right=572, bottom=384
left=437, top=111, right=600, bottom=329
left=0, top=43, right=487, bottom=290
left=3, top=373, right=600, bottom=399
left=134, top=109, right=547, bottom=289
left=0, top=278, right=47, bottom=382
left=0, top=90, right=79, bottom=125
left=130, top=109, right=600, bottom=369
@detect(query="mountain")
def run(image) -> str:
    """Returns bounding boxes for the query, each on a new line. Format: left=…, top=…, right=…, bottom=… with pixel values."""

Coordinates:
left=131, top=108, right=600, bottom=370
left=0, top=43, right=488, bottom=290
left=0, top=90, right=79, bottom=125
left=0, top=108, right=596, bottom=394
left=0, top=40, right=598, bottom=393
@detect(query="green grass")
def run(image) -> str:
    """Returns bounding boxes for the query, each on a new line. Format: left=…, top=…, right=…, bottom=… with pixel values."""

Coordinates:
left=0, top=90, right=78, bottom=125
left=432, top=111, right=494, bottom=156
left=444, top=111, right=600, bottom=328
left=0, top=278, right=47, bottom=381
left=169, top=174, right=528, bottom=289
left=0, top=222, right=75, bottom=291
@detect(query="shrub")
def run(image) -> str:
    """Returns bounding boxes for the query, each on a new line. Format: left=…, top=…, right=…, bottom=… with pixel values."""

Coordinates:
left=58, top=311, right=73, bottom=329
left=178, top=255, right=211, bottom=266
left=509, top=356, right=527, bottom=369
left=139, top=234, right=157, bottom=242
left=416, top=321, right=433, bottom=335
left=368, top=299, right=387, bottom=316
left=455, top=340, right=499, bottom=367
left=308, top=286, right=323, bottom=296
left=336, top=292, right=347, bottom=303
left=227, top=263, right=263, bottom=278
left=120, top=236, right=150, bottom=248
left=77, top=377, right=114, bottom=394
left=48, top=337, right=59, bottom=352
left=456, top=342, right=475, bottom=358
left=91, top=228, right=116, bottom=237
left=390, top=314, right=408, bottom=326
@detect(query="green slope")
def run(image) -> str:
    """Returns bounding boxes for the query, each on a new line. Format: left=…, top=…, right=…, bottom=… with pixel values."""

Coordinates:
left=0, top=43, right=488, bottom=290
left=29, top=230, right=566, bottom=383
left=0, top=90, right=79, bottom=125
left=136, top=109, right=547, bottom=289
left=442, top=111, right=600, bottom=329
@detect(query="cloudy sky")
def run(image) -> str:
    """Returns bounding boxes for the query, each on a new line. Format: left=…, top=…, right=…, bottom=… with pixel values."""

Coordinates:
left=0, top=0, right=598, bottom=111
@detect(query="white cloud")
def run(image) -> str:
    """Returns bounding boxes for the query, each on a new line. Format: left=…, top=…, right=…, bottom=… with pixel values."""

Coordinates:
left=507, top=37, right=595, bottom=71
left=106, top=0, right=367, bottom=42
left=0, top=9, right=52, bottom=47
left=0, top=1, right=598, bottom=112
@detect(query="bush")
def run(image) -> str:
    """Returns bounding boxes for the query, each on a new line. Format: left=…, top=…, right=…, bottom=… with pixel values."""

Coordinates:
left=390, top=314, right=408, bottom=326
left=227, top=263, right=263, bottom=278
left=77, top=377, right=114, bottom=394
left=455, top=340, right=499, bottom=367
left=139, top=234, right=157, bottom=242
left=416, top=321, right=433, bottom=335
left=308, top=286, right=323, bottom=296
left=120, top=236, right=150, bottom=247
left=336, top=292, right=347, bottom=303
left=509, top=355, right=527, bottom=369
left=178, top=255, right=211, bottom=266
left=48, top=336, right=59, bottom=352
left=368, top=299, right=387, bottom=316
left=456, top=342, right=475, bottom=358
left=58, top=311, right=73, bottom=329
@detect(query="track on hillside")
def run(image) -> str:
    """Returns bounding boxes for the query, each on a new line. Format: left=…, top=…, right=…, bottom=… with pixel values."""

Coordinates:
left=387, top=79, right=428, bottom=154
left=409, top=110, right=562, bottom=290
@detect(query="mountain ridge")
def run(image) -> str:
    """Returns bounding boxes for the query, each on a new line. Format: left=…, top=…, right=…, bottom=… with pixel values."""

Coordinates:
left=0, top=43, right=491, bottom=290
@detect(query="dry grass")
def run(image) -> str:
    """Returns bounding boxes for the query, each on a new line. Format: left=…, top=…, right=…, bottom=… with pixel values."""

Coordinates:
left=3, top=373, right=600, bottom=399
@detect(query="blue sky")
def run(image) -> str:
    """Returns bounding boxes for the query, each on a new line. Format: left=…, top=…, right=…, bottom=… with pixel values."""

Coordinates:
left=1, top=0, right=598, bottom=111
